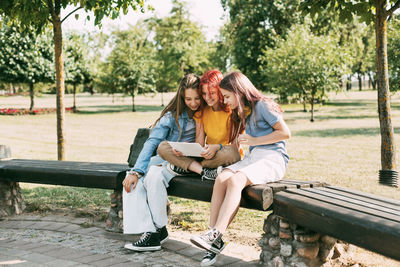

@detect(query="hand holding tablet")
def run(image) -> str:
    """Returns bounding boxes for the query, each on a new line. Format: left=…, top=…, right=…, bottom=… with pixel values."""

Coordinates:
left=168, top=142, right=205, bottom=157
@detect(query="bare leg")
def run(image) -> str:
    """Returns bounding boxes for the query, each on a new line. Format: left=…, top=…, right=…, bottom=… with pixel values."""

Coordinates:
left=214, top=172, right=252, bottom=233
left=209, top=170, right=234, bottom=227
left=188, top=160, right=203, bottom=174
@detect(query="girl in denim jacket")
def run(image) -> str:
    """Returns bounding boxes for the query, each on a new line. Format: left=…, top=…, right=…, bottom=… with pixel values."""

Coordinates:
left=122, top=73, right=202, bottom=251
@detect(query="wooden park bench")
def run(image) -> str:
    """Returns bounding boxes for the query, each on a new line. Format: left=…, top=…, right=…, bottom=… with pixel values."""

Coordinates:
left=0, top=129, right=399, bottom=266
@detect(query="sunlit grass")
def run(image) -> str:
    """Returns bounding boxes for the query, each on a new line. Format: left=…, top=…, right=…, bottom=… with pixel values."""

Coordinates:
left=1, top=90, right=400, bottom=259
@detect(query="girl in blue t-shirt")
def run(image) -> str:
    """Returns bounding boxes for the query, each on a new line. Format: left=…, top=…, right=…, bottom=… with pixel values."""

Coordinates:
left=190, top=72, right=291, bottom=265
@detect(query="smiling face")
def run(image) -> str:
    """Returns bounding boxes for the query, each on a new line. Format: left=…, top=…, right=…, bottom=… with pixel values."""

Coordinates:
left=201, top=85, right=219, bottom=108
left=221, top=88, right=239, bottom=110
left=184, top=88, right=201, bottom=111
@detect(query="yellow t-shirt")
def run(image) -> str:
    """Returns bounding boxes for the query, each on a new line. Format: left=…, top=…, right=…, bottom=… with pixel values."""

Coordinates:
left=194, top=106, right=231, bottom=145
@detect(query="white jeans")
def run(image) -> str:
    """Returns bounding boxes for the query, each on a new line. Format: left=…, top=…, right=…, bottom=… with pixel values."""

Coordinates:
left=123, top=163, right=174, bottom=234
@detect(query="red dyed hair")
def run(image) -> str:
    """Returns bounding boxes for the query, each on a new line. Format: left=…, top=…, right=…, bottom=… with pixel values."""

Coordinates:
left=196, top=69, right=229, bottom=119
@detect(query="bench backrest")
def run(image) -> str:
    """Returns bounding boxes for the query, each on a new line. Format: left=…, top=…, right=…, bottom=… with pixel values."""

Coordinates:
left=127, top=128, right=151, bottom=167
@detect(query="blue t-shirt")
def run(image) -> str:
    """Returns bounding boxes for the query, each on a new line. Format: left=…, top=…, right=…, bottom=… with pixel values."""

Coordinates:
left=245, top=100, right=289, bottom=165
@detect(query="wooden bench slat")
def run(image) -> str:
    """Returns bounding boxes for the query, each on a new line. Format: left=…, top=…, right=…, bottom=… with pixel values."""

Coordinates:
left=284, top=188, right=400, bottom=223
left=274, top=190, right=400, bottom=261
left=326, top=185, right=400, bottom=206
left=0, top=159, right=128, bottom=190
left=302, top=188, right=399, bottom=216
left=316, top=187, right=400, bottom=213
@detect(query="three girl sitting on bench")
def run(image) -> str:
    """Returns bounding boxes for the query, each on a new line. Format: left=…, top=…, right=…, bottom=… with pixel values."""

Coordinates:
left=122, top=70, right=290, bottom=267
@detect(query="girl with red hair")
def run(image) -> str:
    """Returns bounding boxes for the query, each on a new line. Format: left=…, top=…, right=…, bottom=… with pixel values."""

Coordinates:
left=158, top=69, right=241, bottom=181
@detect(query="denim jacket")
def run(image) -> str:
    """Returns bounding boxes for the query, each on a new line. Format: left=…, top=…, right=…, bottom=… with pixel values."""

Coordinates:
left=131, top=111, right=192, bottom=175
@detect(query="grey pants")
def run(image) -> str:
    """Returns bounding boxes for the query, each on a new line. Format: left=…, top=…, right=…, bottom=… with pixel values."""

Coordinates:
left=157, top=141, right=241, bottom=171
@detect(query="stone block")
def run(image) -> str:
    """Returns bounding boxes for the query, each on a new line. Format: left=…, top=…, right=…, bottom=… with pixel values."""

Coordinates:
left=294, top=232, right=320, bottom=243
left=280, top=243, right=292, bottom=257
left=320, top=235, right=337, bottom=248
left=273, top=256, right=284, bottom=267
left=279, top=219, right=290, bottom=229
left=279, top=228, right=292, bottom=240
left=268, top=237, right=280, bottom=250
left=296, top=242, right=319, bottom=259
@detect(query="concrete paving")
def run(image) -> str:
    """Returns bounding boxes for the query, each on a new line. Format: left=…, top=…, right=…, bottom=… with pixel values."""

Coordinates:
left=0, top=214, right=260, bottom=266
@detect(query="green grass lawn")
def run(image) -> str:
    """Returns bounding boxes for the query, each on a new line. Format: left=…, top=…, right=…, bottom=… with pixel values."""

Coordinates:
left=1, top=90, right=400, bottom=263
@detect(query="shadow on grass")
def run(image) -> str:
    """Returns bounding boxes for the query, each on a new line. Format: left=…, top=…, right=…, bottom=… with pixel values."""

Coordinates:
left=76, top=104, right=164, bottom=114
left=324, top=101, right=373, bottom=107
left=295, top=127, right=400, bottom=137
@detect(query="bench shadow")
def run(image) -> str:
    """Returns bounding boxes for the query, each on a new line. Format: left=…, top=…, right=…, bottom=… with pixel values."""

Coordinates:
left=76, top=104, right=164, bottom=114
left=294, top=127, right=400, bottom=137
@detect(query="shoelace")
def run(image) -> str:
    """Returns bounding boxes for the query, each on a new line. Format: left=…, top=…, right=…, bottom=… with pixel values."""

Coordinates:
left=134, top=232, right=151, bottom=245
left=202, top=229, right=217, bottom=242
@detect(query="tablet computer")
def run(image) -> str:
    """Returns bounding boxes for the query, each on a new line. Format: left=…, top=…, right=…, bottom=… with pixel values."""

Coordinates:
left=168, top=142, right=205, bottom=157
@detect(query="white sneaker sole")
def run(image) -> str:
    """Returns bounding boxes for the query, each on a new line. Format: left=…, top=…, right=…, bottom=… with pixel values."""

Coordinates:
left=201, top=256, right=217, bottom=266
left=160, top=236, right=169, bottom=244
left=124, top=243, right=161, bottom=251
left=190, top=236, right=224, bottom=254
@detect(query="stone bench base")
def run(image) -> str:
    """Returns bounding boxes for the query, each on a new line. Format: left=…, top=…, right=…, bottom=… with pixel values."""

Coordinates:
left=259, top=213, right=354, bottom=267
left=0, top=181, right=25, bottom=217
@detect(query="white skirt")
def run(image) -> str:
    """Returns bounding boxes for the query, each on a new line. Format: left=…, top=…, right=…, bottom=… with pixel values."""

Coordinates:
left=225, top=147, right=286, bottom=185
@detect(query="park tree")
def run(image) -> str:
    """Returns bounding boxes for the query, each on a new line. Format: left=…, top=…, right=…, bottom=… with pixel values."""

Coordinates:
left=221, top=0, right=303, bottom=89
left=263, top=24, right=344, bottom=121
left=0, top=22, right=54, bottom=110
left=98, top=22, right=156, bottom=111
left=0, top=0, right=148, bottom=160
left=64, top=32, right=91, bottom=111
left=300, top=0, right=400, bottom=182
left=387, top=18, right=400, bottom=92
left=152, top=0, right=212, bottom=94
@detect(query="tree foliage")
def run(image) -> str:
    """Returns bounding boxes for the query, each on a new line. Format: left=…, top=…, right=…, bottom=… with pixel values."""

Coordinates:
left=263, top=24, right=344, bottom=121
left=152, top=0, right=212, bottom=92
left=221, top=0, right=303, bottom=89
left=0, top=0, right=148, bottom=160
left=300, top=0, right=400, bottom=172
left=0, top=22, right=54, bottom=109
left=388, top=18, right=400, bottom=92
left=98, top=21, right=156, bottom=111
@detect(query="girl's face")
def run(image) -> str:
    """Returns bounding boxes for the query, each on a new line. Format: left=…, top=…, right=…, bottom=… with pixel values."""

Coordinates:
left=202, top=85, right=219, bottom=108
left=184, top=88, right=201, bottom=111
left=221, top=88, right=238, bottom=110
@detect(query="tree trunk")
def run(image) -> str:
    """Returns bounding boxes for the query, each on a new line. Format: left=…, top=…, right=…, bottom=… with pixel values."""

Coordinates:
left=310, top=91, right=315, bottom=122
left=358, top=73, right=362, bottom=91
left=73, top=83, right=77, bottom=112
left=29, top=82, right=34, bottom=111
left=131, top=93, right=136, bottom=112
left=368, top=72, right=377, bottom=90
left=375, top=0, right=396, bottom=171
left=51, top=2, right=66, bottom=161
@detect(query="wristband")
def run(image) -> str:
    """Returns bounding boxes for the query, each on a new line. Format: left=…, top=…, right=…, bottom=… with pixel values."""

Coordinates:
left=219, top=144, right=223, bottom=151
left=126, top=170, right=142, bottom=178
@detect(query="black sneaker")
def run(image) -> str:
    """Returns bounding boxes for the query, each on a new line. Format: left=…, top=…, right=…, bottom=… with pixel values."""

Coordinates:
left=201, top=250, right=217, bottom=266
left=157, top=226, right=169, bottom=244
left=190, top=228, right=226, bottom=254
left=124, top=232, right=161, bottom=252
left=166, top=162, right=191, bottom=176
left=201, top=166, right=222, bottom=181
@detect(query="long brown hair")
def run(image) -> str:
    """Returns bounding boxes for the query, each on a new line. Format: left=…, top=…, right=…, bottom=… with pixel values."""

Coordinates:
left=152, top=73, right=201, bottom=135
left=219, top=72, right=282, bottom=143
left=196, top=69, right=229, bottom=119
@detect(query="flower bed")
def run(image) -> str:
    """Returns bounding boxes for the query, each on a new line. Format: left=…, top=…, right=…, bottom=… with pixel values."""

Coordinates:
left=0, top=107, right=74, bottom=115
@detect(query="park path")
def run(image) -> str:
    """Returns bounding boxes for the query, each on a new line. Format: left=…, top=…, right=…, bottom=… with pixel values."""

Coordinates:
left=0, top=214, right=259, bottom=266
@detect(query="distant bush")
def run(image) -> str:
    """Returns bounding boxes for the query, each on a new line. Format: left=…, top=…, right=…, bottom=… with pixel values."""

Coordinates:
left=0, top=107, right=73, bottom=115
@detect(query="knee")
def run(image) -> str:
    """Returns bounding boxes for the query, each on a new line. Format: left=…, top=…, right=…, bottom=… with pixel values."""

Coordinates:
left=227, top=173, right=246, bottom=189
left=143, top=166, right=164, bottom=189
left=157, top=141, right=169, bottom=159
